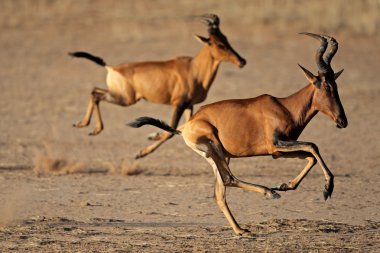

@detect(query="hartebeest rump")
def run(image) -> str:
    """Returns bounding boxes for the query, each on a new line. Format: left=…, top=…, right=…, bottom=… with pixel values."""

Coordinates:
left=129, top=33, right=347, bottom=236
left=69, top=14, right=246, bottom=158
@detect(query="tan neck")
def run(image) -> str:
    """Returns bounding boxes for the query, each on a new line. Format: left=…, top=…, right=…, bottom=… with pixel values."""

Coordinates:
left=191, top=46, right=221, bottom=91
left=279, top=83, right=318, bottom=129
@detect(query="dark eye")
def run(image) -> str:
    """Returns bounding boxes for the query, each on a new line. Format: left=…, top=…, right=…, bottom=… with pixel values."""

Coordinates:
left=217, top=44, right=226, bottom=50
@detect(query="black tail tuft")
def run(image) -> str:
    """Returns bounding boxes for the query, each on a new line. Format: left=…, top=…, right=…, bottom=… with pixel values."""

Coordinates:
left=68, top=51, right=106, bottom=67
left=128, top=117, right=181, bottom=135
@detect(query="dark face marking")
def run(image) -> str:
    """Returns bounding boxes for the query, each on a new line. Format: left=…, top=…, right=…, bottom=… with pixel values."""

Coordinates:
left=208, top=30, right=246, bottom=68
left=315, top=73, right=347, bottom=128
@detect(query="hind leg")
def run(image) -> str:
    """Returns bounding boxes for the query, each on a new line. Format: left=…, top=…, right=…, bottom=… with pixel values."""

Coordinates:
left=73, top=99, right=94, bottom=128
left=183, top=123, right=279, bottom=235
left=183, top=121, right=279, bottom=198
left=211, top=157, right=251, bottom=236
left=72, top=88, right=102, bottom=129
left=73, top=87, right=134, bottom=135
left=207, top=142, right=280, bottom=199
left=189, top=143, right=249, bottom=236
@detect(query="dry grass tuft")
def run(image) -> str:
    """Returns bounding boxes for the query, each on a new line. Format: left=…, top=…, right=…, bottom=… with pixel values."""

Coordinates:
left=32, top=140, right=144, bottom=176
left=33, top=154, right=87, bottom=176
left=33, top=154, right=145, bottom=176
left=32, top=140, right=91, bottom=175
left=106, top=159, right=144, bottom=176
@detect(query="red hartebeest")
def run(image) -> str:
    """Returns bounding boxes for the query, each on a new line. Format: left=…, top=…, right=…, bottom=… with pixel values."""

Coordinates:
left=129, top=33, right=347, bottom=236
left=69, top=14, right=246, bottom=159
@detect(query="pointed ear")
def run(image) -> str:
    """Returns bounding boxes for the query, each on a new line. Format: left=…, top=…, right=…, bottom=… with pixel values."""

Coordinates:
left=334, top=69, right=344, bottom=80
left=298, top=64, right=318, bottom=85
left=194, top=34, right=210, bottom=45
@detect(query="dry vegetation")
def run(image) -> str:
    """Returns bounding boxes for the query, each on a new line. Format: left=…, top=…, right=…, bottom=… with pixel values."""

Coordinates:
left=33, top=144, right=143, bottom=176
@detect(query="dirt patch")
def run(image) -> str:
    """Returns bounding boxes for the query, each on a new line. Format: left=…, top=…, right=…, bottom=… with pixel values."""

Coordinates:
left=1, top=217, right=378, bottom=252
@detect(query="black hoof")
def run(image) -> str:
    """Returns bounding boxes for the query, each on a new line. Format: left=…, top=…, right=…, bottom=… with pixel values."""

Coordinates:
left=147, top=132, right=160, bottom=141
left=271, top=183, right=289, bottom=191
left=73, top=122, right=87, bottom=128
left=267, top=190, right=281, bottom=199
left=272, top=191, right=281, bottom=199
left=323, top=181, right=334, bottom=200
left=134, top=153, right=142, bottom=160
left=240, top=229, right=254, bottom=238
left=323, top=190, right=331, bottom=200
left=88, top=129, right=101, bottom=136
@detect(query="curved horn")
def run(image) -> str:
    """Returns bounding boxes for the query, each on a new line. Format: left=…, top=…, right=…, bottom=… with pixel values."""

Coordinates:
left=200, top=13, right=220, bottom=32
left=300, top=32, right=330, bottom=73
left=321, top=35, right=338, bottom=65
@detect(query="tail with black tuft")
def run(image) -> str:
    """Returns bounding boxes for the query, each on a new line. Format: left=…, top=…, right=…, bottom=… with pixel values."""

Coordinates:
left=68, top=51, right=106, bottom=67
left=128, top=117, right=181, bottom=135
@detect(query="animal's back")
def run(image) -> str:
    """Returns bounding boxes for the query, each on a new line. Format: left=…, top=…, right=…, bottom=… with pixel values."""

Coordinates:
left=107, top=57, right=193, bottom=104
left=188, top=95, right=289, bottom=157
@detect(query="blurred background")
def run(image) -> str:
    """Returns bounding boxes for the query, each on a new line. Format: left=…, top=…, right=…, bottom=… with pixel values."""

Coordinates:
left=1, top=0, right=379, bottom=36
left=0, top=0, right=379, bottom=172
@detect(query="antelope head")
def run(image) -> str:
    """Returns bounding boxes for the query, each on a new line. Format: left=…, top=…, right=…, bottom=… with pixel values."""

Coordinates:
left=195, top=14, right=246, bottom=68
left=299, top=32, right=347, bottom=129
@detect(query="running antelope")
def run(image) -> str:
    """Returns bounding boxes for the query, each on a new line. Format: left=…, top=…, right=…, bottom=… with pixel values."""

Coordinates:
left=69, top=14, right=246, bottom=158
left=129, top=33, right=347, bottom=236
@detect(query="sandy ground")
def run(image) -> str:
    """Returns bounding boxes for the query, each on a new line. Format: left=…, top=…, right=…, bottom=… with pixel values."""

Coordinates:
left=1, top=2, right=380, bottom=252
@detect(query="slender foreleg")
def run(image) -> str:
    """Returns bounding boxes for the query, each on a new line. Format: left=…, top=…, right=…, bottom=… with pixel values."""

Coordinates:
left=136, top=103, right=187, bottom=159
left=273, top=140, right=334, bottom=200
left=271, top=152, right=317, bottom=191
left=148, top=105, right=193, bottom=141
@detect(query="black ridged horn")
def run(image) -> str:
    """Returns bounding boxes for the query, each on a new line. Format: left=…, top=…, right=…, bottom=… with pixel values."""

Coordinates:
left=321, top=35, right=338, bottom=66
left=200, top=13, right=220, bottom=33
left=300, top=32, right=331, bottom=73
